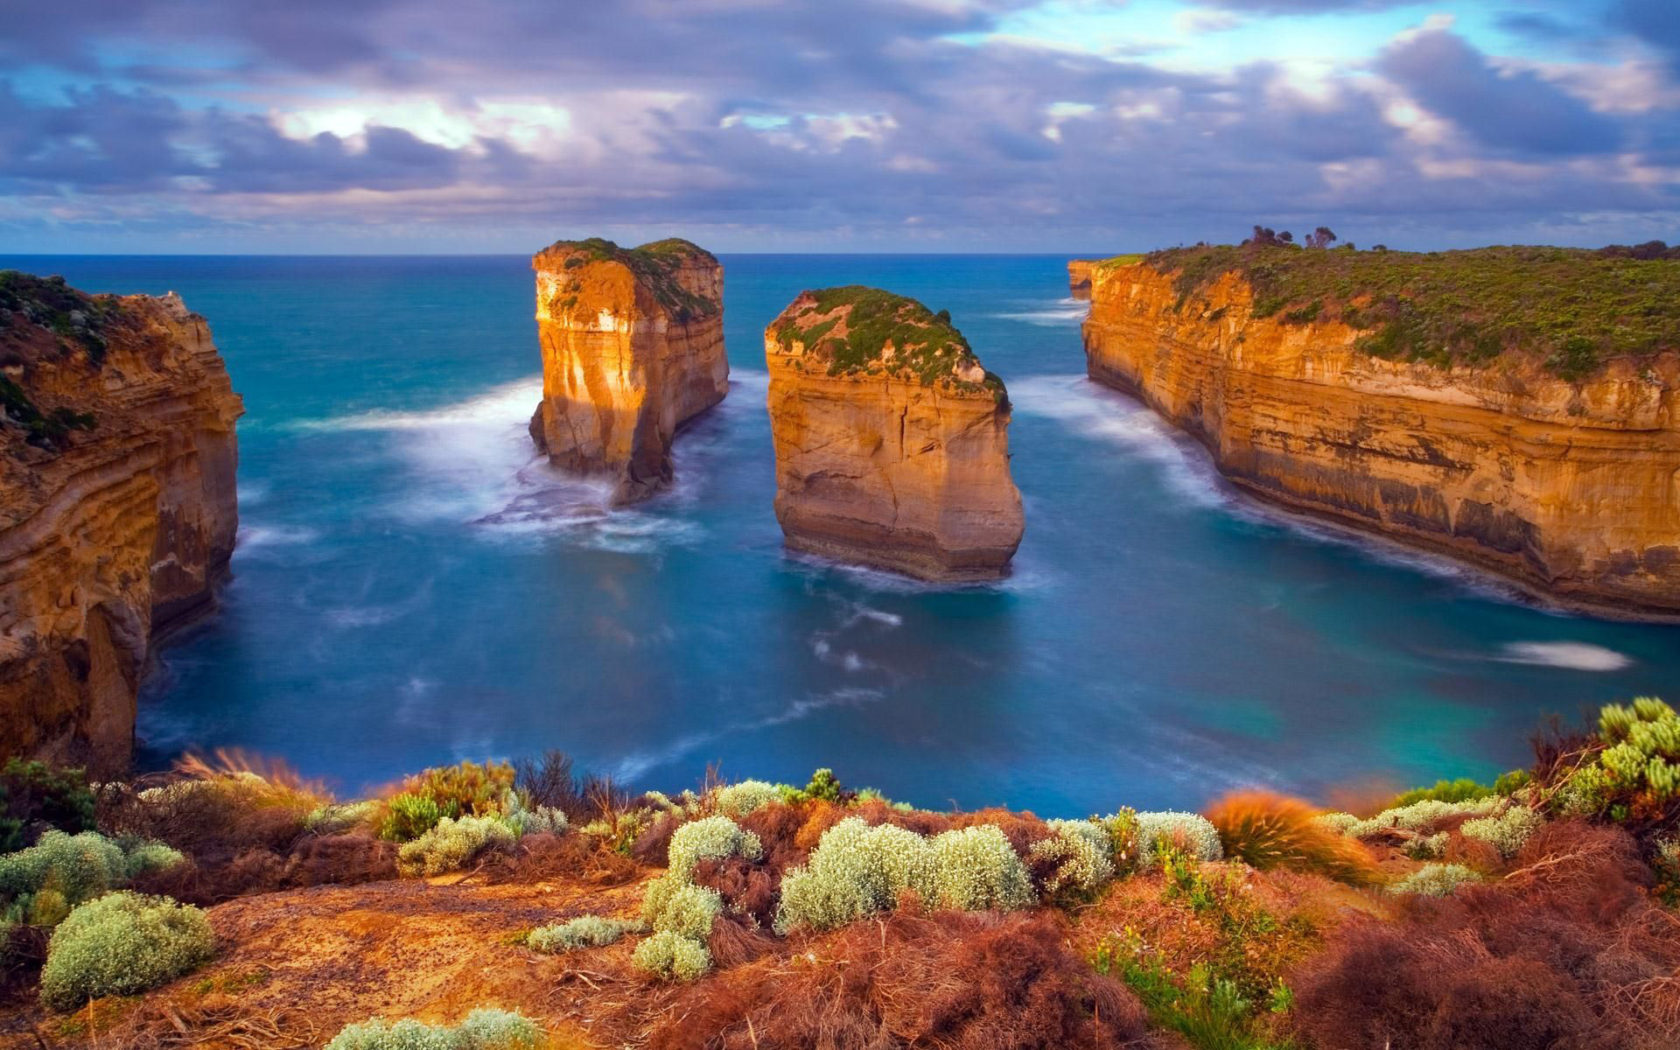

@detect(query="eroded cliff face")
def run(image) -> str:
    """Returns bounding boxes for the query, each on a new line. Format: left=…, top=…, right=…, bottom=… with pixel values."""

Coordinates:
left=529, top=238, right=727, bottom=504
left=1083, top=260, right=1680, bottom=615
left=0, top=274, right=242, bottom=771
left=766, top=288, right=1024, bottom=581
left=1068, top=260, right=1095, bottom=301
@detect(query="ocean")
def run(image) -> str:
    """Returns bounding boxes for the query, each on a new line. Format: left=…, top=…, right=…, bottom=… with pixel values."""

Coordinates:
left=8, top=253, right=1679, bottom=815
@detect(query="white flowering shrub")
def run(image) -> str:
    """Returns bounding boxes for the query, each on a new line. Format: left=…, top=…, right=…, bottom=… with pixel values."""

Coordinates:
left=665, top=816, right=763, bottom=879
left=641, top=880, right=722, bottom=941
left=1030, top=819, right=1116, bottom=898
left=1343, top=797, right=1500, bottom=839
left=1313, top=812, right=1360, bottom=835
left=498, top=792, right=568, bottom=838
left=1390, top=863, right=1482, bottom=897
left=396, top=815, right=515, bottom=877
left=775, top=819, right=931, bottom=933
left=39, top=892, right=215, bottom=1011
left=1460, top=804, right=1543, bottom=859
left=526, top=915, right=644, bottom=954
left=325, top=1007, right=545, bottom=1049
left=1133, top=812, right=1223, bottom=869
left=1406, top=832, right=1449, bottom=860
left=0, top=831, right=182, bottom=912
left=926, top=825, right=1035, bottom=912
left=633, top=929, right=712, bottom=981
left=711, top=780, right=782, bottom=819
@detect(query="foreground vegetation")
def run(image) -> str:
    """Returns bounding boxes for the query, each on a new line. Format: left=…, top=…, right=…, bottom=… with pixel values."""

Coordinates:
left=0, top=699, right=1675, bottom=1048
left=1130, top=239, right=1680, bottom=380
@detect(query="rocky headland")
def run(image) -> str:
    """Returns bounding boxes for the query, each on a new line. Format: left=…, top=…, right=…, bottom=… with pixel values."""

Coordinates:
left=765, top=287, right=1023, bottom=581
left=0, top=272, right=241, bottom=772
left=1068, top=259, right=1095, bottom=300
left=528, top=237, right=727, bottom=504
left=1082, top=244, right=1680, bottom=616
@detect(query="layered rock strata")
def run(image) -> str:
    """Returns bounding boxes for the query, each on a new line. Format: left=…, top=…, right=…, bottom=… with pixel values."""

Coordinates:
left=0, top=273, right=242, bottom=770
left=528, top=238, right=727, bottom=504
left=1082, top=256, right=1680, bottom=616
left=1068, top=260, right=1096, bottom=300
left=766, top=287, right=1024, bottom=581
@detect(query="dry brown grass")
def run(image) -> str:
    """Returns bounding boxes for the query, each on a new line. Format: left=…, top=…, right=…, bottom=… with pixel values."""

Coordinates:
left=1205, top=791, right=1383, bottom=885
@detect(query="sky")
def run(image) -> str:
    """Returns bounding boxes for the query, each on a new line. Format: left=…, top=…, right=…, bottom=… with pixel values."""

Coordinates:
left=1, top=0, right=1678, bottom=253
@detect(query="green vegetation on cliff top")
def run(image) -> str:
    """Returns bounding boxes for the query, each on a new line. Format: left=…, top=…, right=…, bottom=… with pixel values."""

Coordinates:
left=773, top=285, right=1004, bottom=397
left=537, top=237, right=720, bottom=323
left=0, top=272, right=105, bottom=450
left=1127, top=243, right=1680, bottom=381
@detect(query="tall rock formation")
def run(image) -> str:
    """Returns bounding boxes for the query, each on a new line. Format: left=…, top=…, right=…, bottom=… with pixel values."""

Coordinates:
left=1082, top=248, right=1680, bottom=616
left=529, top=238, right=727, bottom=504
left=765, top=287, right=1024, bottom=581
left=0, top=273, right=242, bottom=771
left=1068, top=260, right=1096, bottom=300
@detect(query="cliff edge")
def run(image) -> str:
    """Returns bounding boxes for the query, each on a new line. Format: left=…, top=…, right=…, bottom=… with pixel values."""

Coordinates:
left=1082, top=244, right=1680, bottom=616
left=529, top=238, right=727, bottom=504
left=0, top=272, right=242, bottom=771
left=766, top=287, right=1023, bottom=581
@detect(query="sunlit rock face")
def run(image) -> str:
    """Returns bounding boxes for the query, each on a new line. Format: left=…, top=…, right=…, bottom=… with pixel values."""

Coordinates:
left=765, top=287, right=1024, bottom=582
left=0, top=274, right=242, bottom=772
left=528, top=238, right=727, bottom=504
left=1068, top=260, right=1096, bottom=301
left=1083, top=258, right=1680, bottom=616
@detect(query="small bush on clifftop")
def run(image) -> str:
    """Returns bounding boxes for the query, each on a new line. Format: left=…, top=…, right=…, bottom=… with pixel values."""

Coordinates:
left=39, top=891, right=214, bottom=1011
left=396, top=815, right=515, bottom=877
left=527, top=915, right=644, bottom=953
left=325, top=1008, right=546, bottom=1050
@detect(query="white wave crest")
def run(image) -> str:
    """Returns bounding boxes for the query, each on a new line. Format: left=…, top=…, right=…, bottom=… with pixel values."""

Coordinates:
left=993, top=298, right=1090, bottom=327
left=1497, top=642, right=1633, bottom=672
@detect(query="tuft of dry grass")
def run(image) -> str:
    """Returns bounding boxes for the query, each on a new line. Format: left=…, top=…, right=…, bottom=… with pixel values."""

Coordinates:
left=1205, top=791, right=1383, bottom=885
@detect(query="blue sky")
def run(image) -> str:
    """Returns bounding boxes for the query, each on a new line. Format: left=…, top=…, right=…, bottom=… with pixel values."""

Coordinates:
left=1, top=0, right=1676, bottom=253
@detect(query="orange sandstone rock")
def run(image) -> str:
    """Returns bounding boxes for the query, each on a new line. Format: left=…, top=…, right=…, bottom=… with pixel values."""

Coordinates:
left=1083, top=258, right=1680, bottom=616
left=0, top=274, right=242, bottom=771
left=1068, top=260, right=1096, bottom=301
left=528, top=238, right=727, bottom=504
left=765, top=287, right=1023, bottom=581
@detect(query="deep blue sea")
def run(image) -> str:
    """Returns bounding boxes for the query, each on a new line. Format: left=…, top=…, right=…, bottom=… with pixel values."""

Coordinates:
left=7, top=254, right=1680, bottom=816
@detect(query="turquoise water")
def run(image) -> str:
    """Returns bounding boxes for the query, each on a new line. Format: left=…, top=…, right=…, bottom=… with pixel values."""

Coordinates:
left=7, top=254, right=1680, bottom=815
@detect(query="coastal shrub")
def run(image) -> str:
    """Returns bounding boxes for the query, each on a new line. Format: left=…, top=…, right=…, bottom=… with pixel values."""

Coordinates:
left=665, top=816, right=762, bottom=879
left=497, top=791, right=567, bottom=837
left=1340, top=796, right=1500, bottom=839
left=39, top=892, right=214, bottom=1011
left=1390, top=863, right=1481, bottom=897
left=1098, top=808, right=1142, bottom=873
left=527, top=915, right=644, bottom=953
left=396, top=815, right=515, bottom=877
left=0, top=760, right=96, bottom=850
left=1550, top=697, right=1680, bottom=827
left=325, top=1008, right=545, bottom=1050
left=1460, top=803, right=1543, bottom=859
left=637, top=909, right=1151, bottom=1049
left=1133, top=812, right=1223, bottom=869
left=710, top=780, right=781, bottom=819
left=108, top=752, right=329, bottom=861
left=1392, top=777, right=1495, bottom=808
left=1654, top=836, right=1680, bottom=906
left=926, top=824, right=1035, bottom=912
left=641, top=880, right=723, bottom=940
left=1029, top=819, right=1115, bottom=899
left=378, top=760, right=515, bottom=842
left=775, top=818, right=931, bottom=932
left=1205, top=791, right=1381, bottom=884
left=0, top=830, right=180, bottom=916
left=633, top=929, right=711, bottom=981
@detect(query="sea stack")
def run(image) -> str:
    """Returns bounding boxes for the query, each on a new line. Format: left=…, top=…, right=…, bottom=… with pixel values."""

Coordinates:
left=529, top=238, right=727, bottom=504
left=1068, top=260, right=1096, bottom=300
left=1082, top=246, right=1680, bottom=616
left=765, top=287, right=1024, bottom=581
left=0, top=273, right=242, bottom=772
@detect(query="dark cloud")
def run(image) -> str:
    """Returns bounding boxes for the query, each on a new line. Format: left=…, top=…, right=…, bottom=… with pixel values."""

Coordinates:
left=1379, top=26, right=1622, bottom=156
left=1614, top=0, right=1680, bottom=74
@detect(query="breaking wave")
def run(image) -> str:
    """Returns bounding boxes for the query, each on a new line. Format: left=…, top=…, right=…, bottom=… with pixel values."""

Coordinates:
left=1496, top=642, right=1633, bottom=672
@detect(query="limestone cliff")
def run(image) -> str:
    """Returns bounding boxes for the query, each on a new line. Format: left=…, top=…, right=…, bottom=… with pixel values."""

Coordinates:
left=1082, top=251, right=1680, bottom=616
left=529, top=238, right=727, bottom=504
left=0, top=273, right=242, bottom=771
left=1068, top=260, right=1096, bottom=300
left=766, top=287, right=1023, bottom=581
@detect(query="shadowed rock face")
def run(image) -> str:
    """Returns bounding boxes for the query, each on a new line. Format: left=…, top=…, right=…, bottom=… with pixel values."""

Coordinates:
left=765, top=287, right=1024, bottom=582
left=528, top=238, right=727, bottom=504
left=0, top=273, right=242, bottom=772
left=1082, top=257, right=1680, bottom=617
left=1068, top=260, right=1095, bottom=301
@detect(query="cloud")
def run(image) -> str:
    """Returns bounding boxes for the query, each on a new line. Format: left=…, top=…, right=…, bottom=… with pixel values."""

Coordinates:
left=1378, top=26, right=1623, bottom=156
left=1614, top=0, right=1680, bottom=74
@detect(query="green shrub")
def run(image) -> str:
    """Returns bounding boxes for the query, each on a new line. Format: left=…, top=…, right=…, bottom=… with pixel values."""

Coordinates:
left=925, top=825, right=1034, bottom=912
left=498, top=792, right=567, bottom=837
left=711, top=780, right=781, bottom=819
left=0, top=760, right=96, bottom=850
left=396, top=815, right=515, bottom=877
left=1554, top=697, right=1680, bottom=823
left=379, top=793, right=447, bottom=843
left=1390, top=863, right=1481, bottom=897
left=1030, top=819, right=1116, bottom=899
left=632, top=930, right=711, bottom=981
left=1460, top=804, right=1544, bottom=859
left=1340, top=797, right=1500, bottom=839
left=1098, top=809, right=1142, bottom=872
left=775, top=818, right=932, bottom=933
left=0, top=830, right=125, bottom=904
left=39, top=892, right=214, bottom=1011
left=801, top=768, right=843, bottom=803
left=325, top=1007, right=545, bottom=1049
left=1134, top=812, right=1223, bottom=869
left=641, top=880, right=722, bottom=941
left=526, top=916, right=644, bottom=953
left=1392, top=778, right=1495, bottom=808
left=378, top=761, right=516, bottom=842
left=665, top=816, right=762, bottom=879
